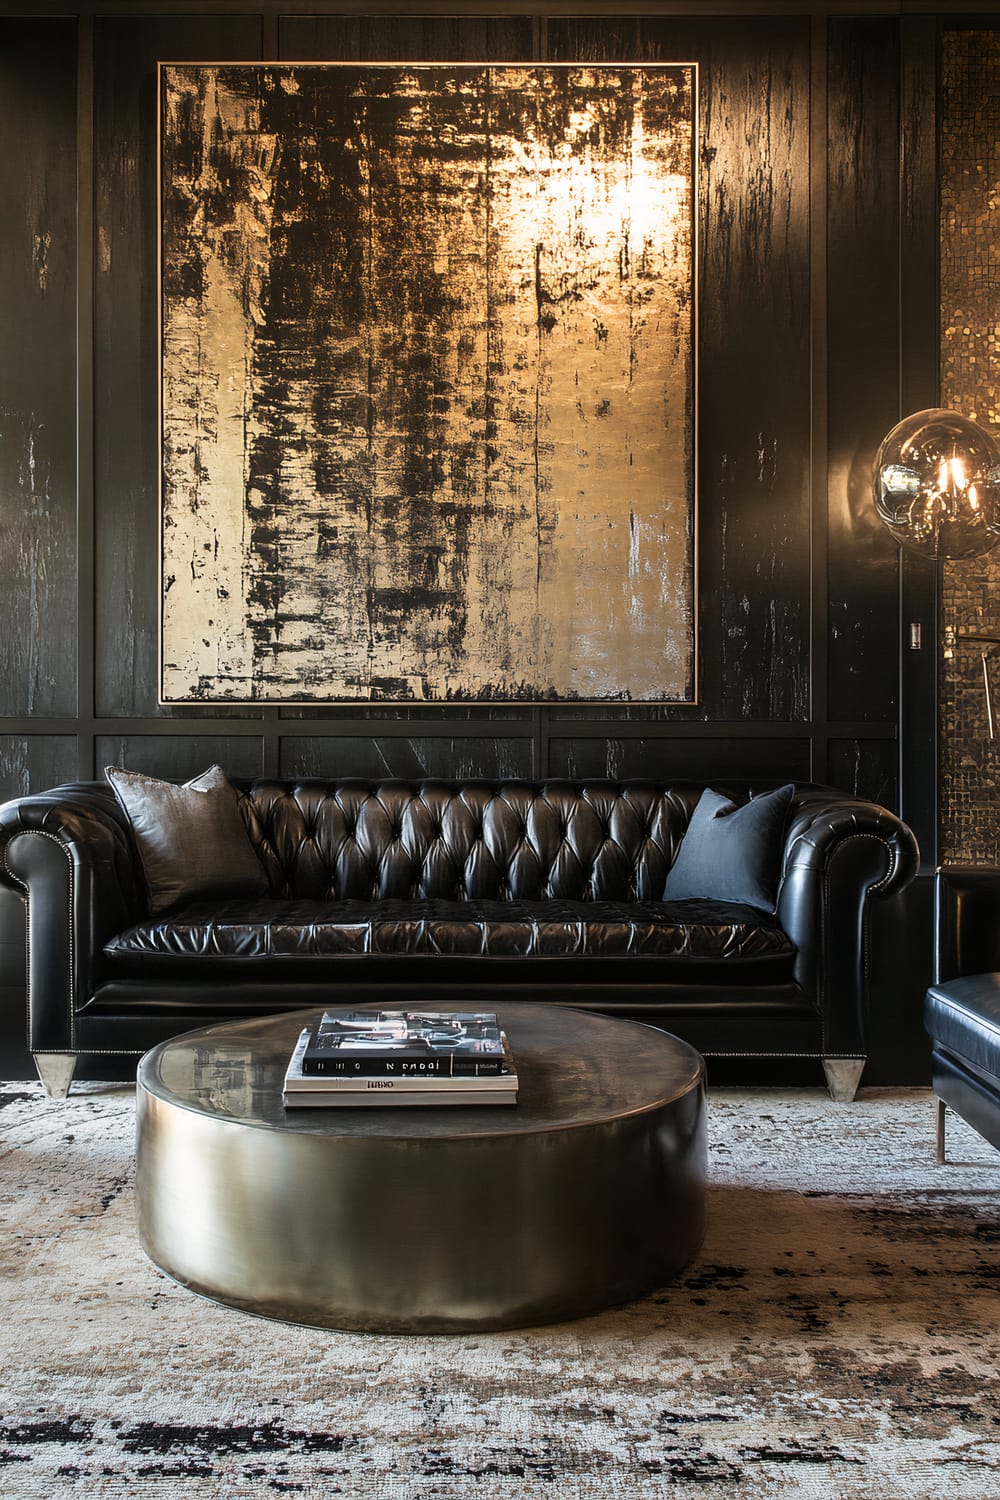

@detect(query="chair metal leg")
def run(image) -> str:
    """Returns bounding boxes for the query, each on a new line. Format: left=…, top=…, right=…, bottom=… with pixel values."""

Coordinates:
left=822, top=1058, right=865, bottom=1102
left=33, top=1053, right=76, bottom=1099
left=935, top=1096, right=946, bottom=1165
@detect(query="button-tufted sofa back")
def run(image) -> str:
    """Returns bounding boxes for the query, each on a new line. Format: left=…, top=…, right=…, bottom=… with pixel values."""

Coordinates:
left=239, top=779, right=719, bottom=903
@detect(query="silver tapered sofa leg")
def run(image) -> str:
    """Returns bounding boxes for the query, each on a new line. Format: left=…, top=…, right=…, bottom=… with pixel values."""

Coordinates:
left=822, top=1058, right=865, bottom=1102
left=34, top=1053, right=76, bottom=1099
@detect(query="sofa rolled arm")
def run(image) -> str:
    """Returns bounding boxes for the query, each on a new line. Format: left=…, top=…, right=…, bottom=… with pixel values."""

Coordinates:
left=776, top=791, right=920, bottom=1057
left=933, top=865, right=1000, bottom=984
left=0, top=783, right=140, bottom=1053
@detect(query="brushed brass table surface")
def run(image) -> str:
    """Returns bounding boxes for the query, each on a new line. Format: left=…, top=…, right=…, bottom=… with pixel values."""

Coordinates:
left=136, top=1004, right=707, bottom=1333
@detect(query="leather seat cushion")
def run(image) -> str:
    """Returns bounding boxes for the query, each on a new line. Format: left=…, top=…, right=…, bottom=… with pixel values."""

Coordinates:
left=104, top=896, right=795, bottom=968
left=926, top=974, right=1000, bottom=1083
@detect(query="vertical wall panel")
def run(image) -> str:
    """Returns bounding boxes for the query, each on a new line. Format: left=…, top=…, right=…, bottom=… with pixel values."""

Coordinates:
left=96, top=735, right=264, bottom=782
left=547, top=736, right=811, bottom=782
left=827, top=738, right=897, bottom=808
left=281, top=16, right=534, bottom=62
left=278, top=735, right=532, bottom=780
left=0, top=20, right=78, bottom=719
left=896, top=16, right=940, bottom=867
left=826, top=19, right=901, bottom=728
left=550, top=17, right=812, bottom=725
left=93, top=16, right=263, bottom=720
left=0, top=738, right=79, bottom=800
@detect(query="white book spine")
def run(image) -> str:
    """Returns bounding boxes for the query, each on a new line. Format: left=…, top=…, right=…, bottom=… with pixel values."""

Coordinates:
left=282, top=1089, right=518, bottom=1109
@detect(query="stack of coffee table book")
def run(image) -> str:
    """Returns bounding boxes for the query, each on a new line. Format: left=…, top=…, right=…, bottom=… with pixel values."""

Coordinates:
left=282, top=1009, right=518, bottom=1108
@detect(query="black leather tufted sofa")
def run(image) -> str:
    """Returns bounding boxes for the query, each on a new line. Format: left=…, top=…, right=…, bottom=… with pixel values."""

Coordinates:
left=0, top=777, right=919, bottom=1100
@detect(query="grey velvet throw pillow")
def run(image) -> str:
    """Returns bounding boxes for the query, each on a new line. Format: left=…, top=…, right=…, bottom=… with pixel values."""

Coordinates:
left=663, top=783, right=795, bottom=913
left=105, top=764, right=268, bottom=914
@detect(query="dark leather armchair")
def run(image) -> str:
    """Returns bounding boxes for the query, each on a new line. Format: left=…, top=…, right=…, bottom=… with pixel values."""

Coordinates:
left=926, top=866, right=1000, bottom=1161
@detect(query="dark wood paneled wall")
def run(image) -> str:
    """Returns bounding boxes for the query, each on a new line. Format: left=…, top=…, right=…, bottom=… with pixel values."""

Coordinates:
left=0, top=21, right=79, bottom=723
left=0, top=5, right=939, bottom=806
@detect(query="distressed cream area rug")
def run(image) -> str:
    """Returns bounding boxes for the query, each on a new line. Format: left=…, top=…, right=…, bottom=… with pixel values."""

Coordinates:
left=1, top=1083, right=998, bottom=1500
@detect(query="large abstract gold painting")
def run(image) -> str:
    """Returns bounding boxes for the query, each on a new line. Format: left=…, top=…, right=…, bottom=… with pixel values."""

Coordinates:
left=158, top=64, right=697, bottom=703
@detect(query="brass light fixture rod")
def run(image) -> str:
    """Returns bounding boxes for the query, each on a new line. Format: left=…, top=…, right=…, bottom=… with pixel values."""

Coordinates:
left=947, top=630, right=1000, bottom=740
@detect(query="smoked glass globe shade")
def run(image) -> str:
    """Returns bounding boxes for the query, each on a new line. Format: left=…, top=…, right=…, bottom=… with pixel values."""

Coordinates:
left=873, top=408, right=1000, bottom=560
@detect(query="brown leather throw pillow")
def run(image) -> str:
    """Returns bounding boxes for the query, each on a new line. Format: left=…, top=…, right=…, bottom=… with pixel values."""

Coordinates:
left=105, top=764, right=268, bottom=915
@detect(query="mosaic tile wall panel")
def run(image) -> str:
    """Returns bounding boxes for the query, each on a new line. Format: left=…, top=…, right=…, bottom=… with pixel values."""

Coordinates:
left=940, top=30, right=1000, bottom=861
left=158, top=64, right=696, bottom=704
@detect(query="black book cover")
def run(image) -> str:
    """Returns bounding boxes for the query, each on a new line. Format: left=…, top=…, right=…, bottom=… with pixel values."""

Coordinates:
left=301, top=1009, right=507, bottom=1077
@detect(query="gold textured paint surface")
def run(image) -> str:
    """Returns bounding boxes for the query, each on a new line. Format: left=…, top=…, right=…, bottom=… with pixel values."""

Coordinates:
left=159, top=65, right=696, bottom=703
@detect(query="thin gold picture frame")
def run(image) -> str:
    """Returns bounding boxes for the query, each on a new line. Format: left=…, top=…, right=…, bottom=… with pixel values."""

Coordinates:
left=157, top=61, right=700, bottom=707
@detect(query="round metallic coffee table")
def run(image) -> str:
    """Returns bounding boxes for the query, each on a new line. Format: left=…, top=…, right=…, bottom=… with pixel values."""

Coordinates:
left=135, top=1004, right=706, bottom=1333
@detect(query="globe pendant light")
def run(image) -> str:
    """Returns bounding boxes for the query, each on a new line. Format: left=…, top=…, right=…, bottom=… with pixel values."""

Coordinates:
left=872, top=407, right=1000, bottom=559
